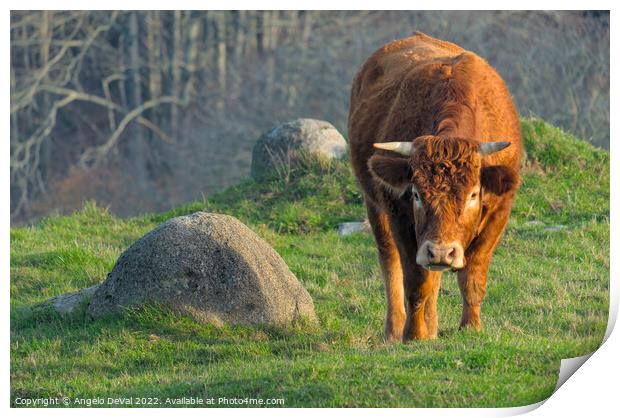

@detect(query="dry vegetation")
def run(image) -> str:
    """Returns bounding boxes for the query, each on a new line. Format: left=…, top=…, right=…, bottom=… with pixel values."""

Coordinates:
left=10, top=10, right=609, bottom=224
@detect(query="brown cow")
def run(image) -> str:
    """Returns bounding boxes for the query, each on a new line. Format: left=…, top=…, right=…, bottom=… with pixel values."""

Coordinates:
left=348, top=32, right=521, bottom=342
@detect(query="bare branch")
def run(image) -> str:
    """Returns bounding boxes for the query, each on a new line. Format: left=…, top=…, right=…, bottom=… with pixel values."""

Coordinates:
left=78, top=97, right=185, bottom=169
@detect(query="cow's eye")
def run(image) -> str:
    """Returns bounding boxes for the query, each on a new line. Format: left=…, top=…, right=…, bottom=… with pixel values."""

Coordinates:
left=470, top=192, right=478, bottom=200
left=413, top=191, right=420, bottom=201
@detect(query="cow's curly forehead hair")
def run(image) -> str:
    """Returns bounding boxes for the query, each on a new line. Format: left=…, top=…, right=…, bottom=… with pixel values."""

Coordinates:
left=410, top=136, right=481, bottom=212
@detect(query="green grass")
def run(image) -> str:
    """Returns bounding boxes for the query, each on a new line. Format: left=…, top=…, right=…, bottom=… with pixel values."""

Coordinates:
left=10, top=118, right=609, bottom=407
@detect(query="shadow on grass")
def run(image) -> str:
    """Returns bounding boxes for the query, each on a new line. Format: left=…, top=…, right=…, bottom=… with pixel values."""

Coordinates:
left=10, top=301, right=344, bottom=406
left=11, top=300, right=328, bottom=366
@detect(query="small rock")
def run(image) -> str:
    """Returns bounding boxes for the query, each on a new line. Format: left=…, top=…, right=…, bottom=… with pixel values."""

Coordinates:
left=251, top=118, right=347, bottom=179
left=544, top=225, right=568, bottom=232
left=338, top=221, right=370, bottom=236
left=42, top=284, right=99, bottom=314
left=525, top=220, right=545, bottom=227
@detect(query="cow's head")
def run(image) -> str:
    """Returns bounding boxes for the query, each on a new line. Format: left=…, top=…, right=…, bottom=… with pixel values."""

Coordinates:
left=368, top=136, right=518, bottom=271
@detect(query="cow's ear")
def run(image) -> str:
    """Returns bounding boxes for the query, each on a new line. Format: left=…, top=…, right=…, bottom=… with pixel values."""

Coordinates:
left=369, top=155, right=412, bottom=194
left=481, top=165, right=520, bottom=196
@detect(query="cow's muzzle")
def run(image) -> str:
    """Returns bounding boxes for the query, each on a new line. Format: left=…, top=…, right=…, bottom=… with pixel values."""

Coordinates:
left=416, top=241, right=465, bottom=271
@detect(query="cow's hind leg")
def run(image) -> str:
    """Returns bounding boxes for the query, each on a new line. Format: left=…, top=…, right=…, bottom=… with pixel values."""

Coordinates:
left=366, top=201, right=406, bottom=343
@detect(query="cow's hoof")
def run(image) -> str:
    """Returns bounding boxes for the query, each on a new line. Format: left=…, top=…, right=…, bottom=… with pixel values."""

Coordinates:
left=384, top=330, right=404, bottom=344
left=459, top=322, right=482, bottom=331
left=403, top=335, right=432, bottom=342
left=403, top=330, right=432, bottom=342
left=384, top=315, right=405, bottom=343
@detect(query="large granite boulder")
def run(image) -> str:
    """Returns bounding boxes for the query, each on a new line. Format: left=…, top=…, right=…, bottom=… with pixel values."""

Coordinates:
left=251, top=118, right=347, bottom=179
left=85, top=212, right=317, bottom=326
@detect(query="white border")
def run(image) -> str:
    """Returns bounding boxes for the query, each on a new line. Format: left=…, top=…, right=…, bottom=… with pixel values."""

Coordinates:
left=4, top=2, right=616, bottom=417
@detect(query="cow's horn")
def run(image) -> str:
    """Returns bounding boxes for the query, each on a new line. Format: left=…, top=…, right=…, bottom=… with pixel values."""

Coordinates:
left=373, top=142, right=413, bottom=156
left=479, top=141, right=511, bottom=156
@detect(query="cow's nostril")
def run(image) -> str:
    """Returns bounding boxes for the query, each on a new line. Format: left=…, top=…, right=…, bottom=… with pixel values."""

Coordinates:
left=445, top=247, right=455, bottom=262
left=427, top=247, right=435, bottom=261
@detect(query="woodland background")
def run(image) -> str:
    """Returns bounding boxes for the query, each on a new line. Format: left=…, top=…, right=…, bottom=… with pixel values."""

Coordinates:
left=9, top=10, right=610, bottom=224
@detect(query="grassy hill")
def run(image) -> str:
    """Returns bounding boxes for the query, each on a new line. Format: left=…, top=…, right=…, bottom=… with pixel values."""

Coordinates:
left=10, top=118, right=609, bottom=407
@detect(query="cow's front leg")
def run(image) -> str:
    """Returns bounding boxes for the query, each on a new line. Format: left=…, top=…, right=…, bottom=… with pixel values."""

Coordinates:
left=457, top=264, right=487, bottom=329
left=403, top=264, right=441, bottom=341
left=424, top=273, right=441, bottom=338
left=366, top=202, right=406, bottom=343
left=458, top=205, right=511, bottom=330
left=380, top=242, right=406, bottom=342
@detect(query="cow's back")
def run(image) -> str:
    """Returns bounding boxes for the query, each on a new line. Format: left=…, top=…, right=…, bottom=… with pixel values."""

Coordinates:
left=348, top=32, right=521, bottom=204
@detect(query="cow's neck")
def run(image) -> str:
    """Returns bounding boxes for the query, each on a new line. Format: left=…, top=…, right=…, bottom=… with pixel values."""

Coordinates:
left=431, top=102, right=476, bottom=139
